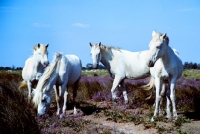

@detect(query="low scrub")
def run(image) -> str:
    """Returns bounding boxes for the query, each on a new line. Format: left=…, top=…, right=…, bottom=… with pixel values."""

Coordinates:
left=0, top=83, right=40, bottom=134
left=1, top=70, right=200, bottom=133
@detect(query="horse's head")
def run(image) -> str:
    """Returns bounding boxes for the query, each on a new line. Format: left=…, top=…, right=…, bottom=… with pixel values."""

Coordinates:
left=147, top=31, right=169, bottom=67
left=89, top=42, right=102, bottom=69
left=37, top=90, right=51, bottom=116
left=32, top=85, right=52, bottom=116
left=34, top=43, right=49, bottom=67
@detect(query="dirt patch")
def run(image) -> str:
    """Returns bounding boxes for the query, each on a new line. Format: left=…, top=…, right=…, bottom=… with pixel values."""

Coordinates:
left=38, top=100, right=200, bottom=134
left=82, top=113, right=157, bottom=134
left=180, top=121, right=200, bottom=134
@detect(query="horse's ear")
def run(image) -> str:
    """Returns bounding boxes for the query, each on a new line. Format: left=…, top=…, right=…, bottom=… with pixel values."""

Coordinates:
left=152, top=31, right=156, bottom=37
left=161, top=33, right=167, bottom=39
left=163, top=33, right=167, bottom=38
left=99, top=42, right=101, bottom=46
left=89, top=42, right=92, bottom=47
left=46, top=44, right=49, bottom=48
left=38, top=43, right=40, bottom=48
left=162, top=33, right=169, bottom=45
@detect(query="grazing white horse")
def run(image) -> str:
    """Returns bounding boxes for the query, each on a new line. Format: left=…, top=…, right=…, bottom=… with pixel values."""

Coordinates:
left=146, top=31, right=183, bottom=121
left=19, top=43, right=49, bottom=99
left=32, top=52, right=82, bottom=117
left=89, top=42, right=154, bottom=104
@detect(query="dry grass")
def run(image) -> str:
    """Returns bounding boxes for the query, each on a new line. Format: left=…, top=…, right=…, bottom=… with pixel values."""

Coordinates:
left=0, top=74, right=40, bottom=134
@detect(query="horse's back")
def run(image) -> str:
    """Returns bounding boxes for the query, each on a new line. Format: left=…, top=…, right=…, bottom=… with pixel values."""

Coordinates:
left=171, top=48, right=183, bottom=78
left=65, top=55, right=82, bottom=67
left=22, top=57, right=35, bottom=80
left=22, top=57, right=44, bottom=81
left=63, top=55, right=82, bottom=84
left=118, top=50, right=150, bottom=78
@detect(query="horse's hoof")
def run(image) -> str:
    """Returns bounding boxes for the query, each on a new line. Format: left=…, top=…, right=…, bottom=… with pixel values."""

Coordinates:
left=112, top=99, right=118, bottom=106
left=125, top=100, right=129, bottom=105
left=124, top=104, right=129, bottom=109
left=166, top=115, right=172, bottom=120
left=173, top=116, right=178, bottom=121
left=73, top=110, right=78, bottom=115
left=151, top=117, right=155, bottom=122
left=60, top=113, right=65, bottom=118
left=56, top=111, right=60, bottom=115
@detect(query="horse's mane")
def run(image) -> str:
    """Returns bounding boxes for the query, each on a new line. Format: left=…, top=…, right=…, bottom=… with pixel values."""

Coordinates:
left=32, top=52, right=62, bottom=107
left=95, top=43, right=121, bottom=52
left=33, top=45, right=39, bottom=51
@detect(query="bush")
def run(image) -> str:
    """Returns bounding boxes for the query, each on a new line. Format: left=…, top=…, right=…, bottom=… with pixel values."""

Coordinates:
left=0, top=82, right=40, bottom=134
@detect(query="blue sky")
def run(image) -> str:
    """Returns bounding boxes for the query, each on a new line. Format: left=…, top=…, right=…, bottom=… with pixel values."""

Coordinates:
left=0, top=0, right=200, bottom=68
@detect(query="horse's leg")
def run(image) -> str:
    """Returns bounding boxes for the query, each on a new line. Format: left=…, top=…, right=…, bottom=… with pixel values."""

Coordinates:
left=27, top=81, right=32, bottom=100
left=60, top=82, right=68, bottom=118
left=170, top=82, right=177, bottom=120
left=73, top=79, right=79, bottom=115
left=111, top=75, right=123, bottom=104
left=119, top=79, right=128, bottom=105
left=151, top=78, right=162, bottom=122
left=159, top=83, right=166, bottom=115
left=62, top=88, right=68, bottom=117
left=54, top=85, right=61, bottom=115
left=166, top=89, right=172, bottom=119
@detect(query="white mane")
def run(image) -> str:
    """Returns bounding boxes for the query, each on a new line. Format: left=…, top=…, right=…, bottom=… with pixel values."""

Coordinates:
left=32, top=52, right=62, bottom=107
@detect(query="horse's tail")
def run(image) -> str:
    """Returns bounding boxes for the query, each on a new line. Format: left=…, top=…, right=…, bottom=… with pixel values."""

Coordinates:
left=19, top=80, right=27, bottom=90
left=140, top=76, right=155, bottom=100
left=142, top=76, right=155, bottom=90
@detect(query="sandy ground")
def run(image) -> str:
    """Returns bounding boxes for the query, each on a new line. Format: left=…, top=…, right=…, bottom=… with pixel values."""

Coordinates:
left=50, top=100, right=200, bottom=134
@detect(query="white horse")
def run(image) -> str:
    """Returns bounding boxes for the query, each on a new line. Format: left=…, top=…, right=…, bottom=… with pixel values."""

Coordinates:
left=32, top=52, right=82, bottom=117
left=19, top=43, right=49, bottom=99
left=146, top=31, right=183, bottom=121
left=89, top=42, right=154, bottom=104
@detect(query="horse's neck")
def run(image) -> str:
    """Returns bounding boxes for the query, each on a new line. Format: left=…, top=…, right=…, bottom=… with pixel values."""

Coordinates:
left=100, top=48, right=113, bottom=70
left=39, top=67, right=58, bottom=93
left=47, top=76, right=57, bottom=92
left=160, top=46, right=173, bottom=65
left=32, top=53, right=44, bottom=72
left=37, top=62, right=44, bottom=73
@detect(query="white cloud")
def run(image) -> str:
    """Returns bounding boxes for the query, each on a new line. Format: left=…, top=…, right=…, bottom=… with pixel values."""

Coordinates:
left=32, top=23, right=50, bottom=28
left=72, top=23, right=89, bottom=28
left=178, top=8, right=198, bottom=12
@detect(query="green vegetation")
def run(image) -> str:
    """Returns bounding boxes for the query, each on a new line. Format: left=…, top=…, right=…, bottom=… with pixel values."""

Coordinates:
left=182, top=69, right=200, bottom=79
left=81, top=69, right=109, bottom=77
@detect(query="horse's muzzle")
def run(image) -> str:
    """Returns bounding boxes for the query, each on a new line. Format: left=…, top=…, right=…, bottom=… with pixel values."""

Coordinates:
left=148, top=60, right=154, bottom=67
left=93, top=64, right=99, bottom=69
left=44, top=61, right=49, bottom=67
